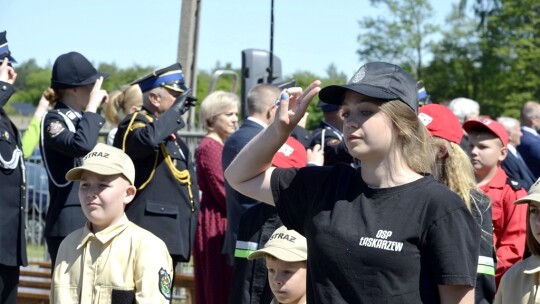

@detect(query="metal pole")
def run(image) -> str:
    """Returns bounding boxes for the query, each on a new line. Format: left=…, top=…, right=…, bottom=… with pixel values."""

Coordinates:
left=267, top=0, right=274, bottom=83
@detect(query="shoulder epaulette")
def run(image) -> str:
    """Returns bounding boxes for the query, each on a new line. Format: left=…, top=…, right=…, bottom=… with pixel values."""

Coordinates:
left=127, top=110, right=154, bottom=131
left=506, top=177, right=524, bottom=191
left=135, top=110, right=154, bottom=122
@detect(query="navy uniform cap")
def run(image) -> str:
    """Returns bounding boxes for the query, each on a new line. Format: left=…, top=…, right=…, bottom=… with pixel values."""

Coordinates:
left=417, top=80, right=432, bottom=106
left=317, top=99, right=340, bottom=112
left=51, top=52, right=108, bottom=89
left=0, top=31, right=17, bottom=63
left=132, top=63, right=188, bottom=93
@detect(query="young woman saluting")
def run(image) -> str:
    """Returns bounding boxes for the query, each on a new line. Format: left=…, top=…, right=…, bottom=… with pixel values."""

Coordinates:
left=225, top=62, right=480, bottom=303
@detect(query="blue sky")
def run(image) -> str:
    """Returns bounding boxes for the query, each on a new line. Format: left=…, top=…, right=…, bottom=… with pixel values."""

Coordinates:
left=2, top=0, right=455, bottom=80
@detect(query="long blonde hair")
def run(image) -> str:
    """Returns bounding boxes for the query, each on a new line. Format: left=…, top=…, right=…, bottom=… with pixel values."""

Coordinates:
left=430, top=137, right=476, bottom=210
left=379, top=100, right=433, bottom=174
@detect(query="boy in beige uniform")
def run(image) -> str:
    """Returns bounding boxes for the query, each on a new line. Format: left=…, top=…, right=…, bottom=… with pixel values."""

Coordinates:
left=50, top=143, right=173, bottom=304
left=248, top=226, right=307, bottom=304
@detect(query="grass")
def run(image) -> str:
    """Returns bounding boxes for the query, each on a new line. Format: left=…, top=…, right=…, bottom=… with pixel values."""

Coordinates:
left=26, top=243, right=48, bottom=261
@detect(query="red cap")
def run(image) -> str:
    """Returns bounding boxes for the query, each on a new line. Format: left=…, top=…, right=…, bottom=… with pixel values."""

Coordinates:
left=418, top=104, right=463, bottom=144
left=272, top=137, right=307, bottom=168
left=463, top=118, right=509, bottom=147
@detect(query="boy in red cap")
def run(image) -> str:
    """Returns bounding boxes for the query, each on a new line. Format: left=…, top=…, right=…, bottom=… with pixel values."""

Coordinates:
left=464, top=118, right=528, bottom=287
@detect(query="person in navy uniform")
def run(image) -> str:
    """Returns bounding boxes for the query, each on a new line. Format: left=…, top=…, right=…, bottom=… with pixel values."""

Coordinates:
left=518, top=101, right=540, bottom=179
left=113, top=63, right=199, bottom=271
left=0, top=32, right=28, bottom=304
left=498, top=116, right=536, bottom=191
left=309, top=99, right=353, bottom=165
left=40, top=51, right=109, bottom=266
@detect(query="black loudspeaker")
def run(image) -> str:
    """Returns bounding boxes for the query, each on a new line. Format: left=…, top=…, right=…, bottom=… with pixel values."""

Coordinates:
left=241, top=49, right=282, bottom=118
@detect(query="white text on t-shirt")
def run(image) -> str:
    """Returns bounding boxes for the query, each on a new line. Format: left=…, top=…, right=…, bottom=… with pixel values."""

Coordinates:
left=358, top=230, right=403, bottom=252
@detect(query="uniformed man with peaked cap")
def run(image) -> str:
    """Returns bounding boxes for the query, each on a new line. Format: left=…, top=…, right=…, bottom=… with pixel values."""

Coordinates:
left=0, top=32, right=27, bottom=304
left=113, top=63, right=199, bottom=273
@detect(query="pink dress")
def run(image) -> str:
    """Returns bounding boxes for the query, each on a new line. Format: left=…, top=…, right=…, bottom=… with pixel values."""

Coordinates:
left=194, top=136, right=233, bottom=304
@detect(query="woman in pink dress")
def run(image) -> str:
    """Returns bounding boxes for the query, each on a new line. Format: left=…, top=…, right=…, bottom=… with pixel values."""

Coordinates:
left=194, top=91, right=239, bottom=304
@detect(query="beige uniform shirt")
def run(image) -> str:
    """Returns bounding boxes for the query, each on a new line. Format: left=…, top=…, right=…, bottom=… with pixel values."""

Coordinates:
left=51, top=214, right=173, bottom=304
left=494, top=255, right=540, bottom=304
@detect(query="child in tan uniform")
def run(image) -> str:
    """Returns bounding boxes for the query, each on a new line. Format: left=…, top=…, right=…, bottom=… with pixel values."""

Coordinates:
left=50, top=143, right=173, bottom=304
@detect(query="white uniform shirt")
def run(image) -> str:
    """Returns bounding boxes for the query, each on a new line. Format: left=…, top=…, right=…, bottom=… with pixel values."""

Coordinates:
left=51, top=214, right=173, bottom=304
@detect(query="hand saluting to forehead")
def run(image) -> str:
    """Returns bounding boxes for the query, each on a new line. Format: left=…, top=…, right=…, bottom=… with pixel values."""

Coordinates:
left=86, top=76, right=109, bottom=113
left=273, top=80, right=321, bottom=135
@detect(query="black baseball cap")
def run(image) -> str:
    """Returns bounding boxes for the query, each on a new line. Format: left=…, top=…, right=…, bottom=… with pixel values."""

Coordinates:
left=50, top=52, right=108, bottom=89
left=319, top=62, right=418, bottom=113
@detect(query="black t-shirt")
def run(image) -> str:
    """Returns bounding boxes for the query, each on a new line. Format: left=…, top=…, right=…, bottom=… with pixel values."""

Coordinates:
left=271, top=164, right=480, bottom=303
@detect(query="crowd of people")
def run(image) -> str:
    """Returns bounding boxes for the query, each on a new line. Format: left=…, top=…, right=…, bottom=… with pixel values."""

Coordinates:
left=3, top=29, right=540, bottom=304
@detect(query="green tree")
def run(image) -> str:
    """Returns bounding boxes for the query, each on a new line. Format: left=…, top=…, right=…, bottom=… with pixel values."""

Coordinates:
left=97, top=63, right=154, bottom=92
left=5, top=58, right=352, bottom=131
left=192, top=67, right=240, bottom=129
left=11, top=69, right=51, bottom=104
left=458, top=0, right=502, bottom=29
left=423, top=4, right=482, bottom=104
left=357, top=0, right=439, bottom=79
left=287, top=64, right=347, bottom=130
left=478, top=0, right=540, bottom=117
left=10, top=60, right=51, bottom=104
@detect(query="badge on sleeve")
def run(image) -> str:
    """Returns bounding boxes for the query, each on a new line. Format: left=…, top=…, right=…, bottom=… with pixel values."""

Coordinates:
left=1, top=131, right=9, bottom=141
left=47, top=121, right=65, bottom=138
left=158, top=268, right=172, bottom=300
left=507, top=177, right=524, bottom=191
left=327, top=138, right=341, bottom=147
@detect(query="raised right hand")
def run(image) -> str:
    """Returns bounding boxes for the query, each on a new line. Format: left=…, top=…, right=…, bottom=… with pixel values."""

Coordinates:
left=274, top=80, right=321, bottom=135
left=171, top=89, right=196, bottom=115
left=86, top=77, right=109, bottom=113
